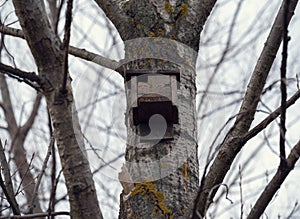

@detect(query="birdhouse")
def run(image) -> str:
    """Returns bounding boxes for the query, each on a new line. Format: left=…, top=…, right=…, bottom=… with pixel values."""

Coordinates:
left=126, top=70, right=179, bottom=141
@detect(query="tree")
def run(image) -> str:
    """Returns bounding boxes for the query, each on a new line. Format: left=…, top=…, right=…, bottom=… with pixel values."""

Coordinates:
left=0, top=0, right=300, bottom=218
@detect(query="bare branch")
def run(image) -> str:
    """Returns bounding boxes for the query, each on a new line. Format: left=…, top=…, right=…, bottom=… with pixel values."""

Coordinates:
left=242, top=89, right=300, bottom=143
left=0, top=211, right=70, bottom=219
left=192, top=0, right=299, bottom=217
left=60, top=0, right=73, bottom=93
left=0, top=22, right=25, bottom=39
left=0, top=63, right=42, bottom=85
left=0, top=24, right=120, bottom=71
left=20, top=93, right=43, bottom=134
left=238, top=165, right=244, bottom=219
left=279, top=0, right=291, bottom=167
left=197, top=0, right=244, bottom=114
left=48, top=0, right=65, bottom=34
left=28, top=137, right=54, bottom=214
left=11, top=1, right=104, bottom=217
left=69, top=46, right=119, bottom=70
left=247, top=139, right=300, bottom=219
left=0, top=140, right=20, bottom=215
left=0, top=75, right=43, bottom=213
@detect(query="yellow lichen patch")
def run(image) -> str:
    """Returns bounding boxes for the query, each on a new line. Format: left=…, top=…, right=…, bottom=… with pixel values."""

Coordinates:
left=136, top=23, right=141, bottom=30
left=157, top=60, right=164, bottom=66
left=129, top=212, right=135, bottom=218
left=168, top=34, right=175, bottom=40
left=157, top=28, right=165, bottom=36
left=164, top=2, right=174, bottom=13
left=130, top=181, right=173, bottom=218
left=130, top=18, right=135, bottom=25
left=179, top=3, right=188, bottom=17
left=148, top=31, right=155, bottom=37
left=182, top=162, right=191, bottom=178
left=161, top=162, right=168, bottom=168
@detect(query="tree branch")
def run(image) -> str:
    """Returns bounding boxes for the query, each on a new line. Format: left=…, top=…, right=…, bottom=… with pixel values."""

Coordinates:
left=60, top=0, right=73, bottom=93
left=0, top=24, right=120, bottom=71
left=0, top=140, right=20, bottom=215
left=93, top=0, right=131, bottom=39
left=247, top=139, right=300, bottom=219
left=0, top=63, right=42, bottom=88
left=279, top=0, right=291, bottom=168
left=192, top=0, right=299, bottom=217
left=20, top=93, right=43, bottom=135
left=28, top=137, right=54, bottom=214
left=0, top=211, right=70, bottom=219
left=242, top=89, right=300, bottom=143
left=11, top=1, right=104, bottom=217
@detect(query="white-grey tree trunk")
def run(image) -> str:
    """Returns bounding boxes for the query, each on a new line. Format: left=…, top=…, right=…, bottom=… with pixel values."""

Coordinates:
left=92, top=0, right=217, bottom=218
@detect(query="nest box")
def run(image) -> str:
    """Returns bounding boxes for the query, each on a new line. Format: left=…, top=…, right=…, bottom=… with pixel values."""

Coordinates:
left=126, top=70, right=180, bottom=141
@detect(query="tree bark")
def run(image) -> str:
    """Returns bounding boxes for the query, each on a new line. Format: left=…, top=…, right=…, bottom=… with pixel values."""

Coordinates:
left=11, top=1, right=103, bottom=218
left=92, top=0, right=216, bottom=218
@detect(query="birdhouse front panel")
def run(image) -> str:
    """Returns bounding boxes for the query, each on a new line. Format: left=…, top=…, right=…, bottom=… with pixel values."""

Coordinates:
left=137, top=74, right=172, bottom=101
left=126, top=70, right=179, bottom=141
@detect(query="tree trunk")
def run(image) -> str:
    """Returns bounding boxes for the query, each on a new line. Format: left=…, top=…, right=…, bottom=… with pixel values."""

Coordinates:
left=12, top=1, right=103, bottom=218
left=119, top=60, right=199, bottom=218
left=104, top=0, right=215, bottom=218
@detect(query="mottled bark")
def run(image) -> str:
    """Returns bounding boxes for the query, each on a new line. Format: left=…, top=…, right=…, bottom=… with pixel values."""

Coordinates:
left=93, top=0, right=216, bottom=218
left=11, top=1, right=103, bottom=218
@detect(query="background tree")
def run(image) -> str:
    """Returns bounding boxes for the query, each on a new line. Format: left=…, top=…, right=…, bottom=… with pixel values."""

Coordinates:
left=0, top=0, right=300, bottom=219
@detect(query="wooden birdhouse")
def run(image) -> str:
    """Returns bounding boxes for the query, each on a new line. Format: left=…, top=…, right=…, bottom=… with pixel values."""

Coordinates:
left=126, top=70, right=179, bottom=141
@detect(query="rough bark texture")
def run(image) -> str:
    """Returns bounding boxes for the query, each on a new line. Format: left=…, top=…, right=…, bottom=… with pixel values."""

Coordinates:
left=192, top=0, right=299, bottom=217
left=93, top=0, right=215, bottom=218
left=11, top=1, right=103, bottom=218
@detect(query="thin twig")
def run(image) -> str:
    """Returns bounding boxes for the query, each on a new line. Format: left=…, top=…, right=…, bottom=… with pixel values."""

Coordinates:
left=28, top=137, right=55, bottom=214
left=0, top=211, right=70, bottom=219
left=247, top=139, right=300, bottom=219
left=242, top=89, right=300, bottom=144
left=238, top=165, right=244, bottom=219
left=197, top=0, right=245, bottom=114
left=0, top=140, right=20, bottom=215
left=192, top=0, right=299, bottom=217
left=14, top=154, right=35, bottom=197
left=48, top=169, right=62, bottom=218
